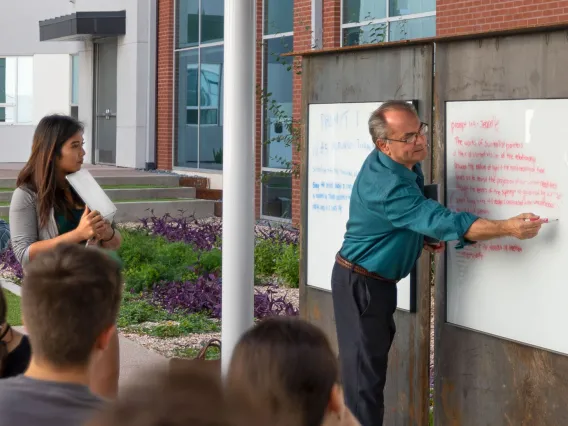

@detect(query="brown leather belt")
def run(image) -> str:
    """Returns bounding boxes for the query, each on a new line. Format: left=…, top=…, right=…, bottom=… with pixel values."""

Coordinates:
left=335, top=253, right=398, bottom=284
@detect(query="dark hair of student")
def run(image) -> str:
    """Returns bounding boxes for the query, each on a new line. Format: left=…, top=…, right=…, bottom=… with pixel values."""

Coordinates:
left=17, top=114, right=85, bottom=228
left=228, top=316, right=340, bottom=426
left=87, top=361, right=292, bottom=426
left=21, top=244, right=122, bottom=367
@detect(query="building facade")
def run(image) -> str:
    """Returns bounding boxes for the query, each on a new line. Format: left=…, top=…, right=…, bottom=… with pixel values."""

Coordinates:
left=157, top=0, right=437, bottom=224
left=1, top=0, right=156, bottom=170
left=9, top=1, right=566, bottom=225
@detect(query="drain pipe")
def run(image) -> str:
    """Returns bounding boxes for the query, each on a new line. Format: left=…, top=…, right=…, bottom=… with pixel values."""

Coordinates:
left=145, top=0, right=157, bottom=170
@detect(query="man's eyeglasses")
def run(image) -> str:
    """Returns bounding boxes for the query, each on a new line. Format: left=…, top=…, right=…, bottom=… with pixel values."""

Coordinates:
left=384, top=122, right=429, bottom=145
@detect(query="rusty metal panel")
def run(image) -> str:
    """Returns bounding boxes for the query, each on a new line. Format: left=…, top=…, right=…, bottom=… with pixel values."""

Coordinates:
left=299, top=45, right=434, bottom=425
left=433, top=30, right=568, bottom=426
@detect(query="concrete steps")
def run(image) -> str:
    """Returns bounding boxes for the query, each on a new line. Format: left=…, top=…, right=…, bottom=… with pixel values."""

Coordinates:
left=0, top=187, right=197, bottom=202
left=0, top=174, right=181, bottom=189
left=0, top=174, right=215, bottom=223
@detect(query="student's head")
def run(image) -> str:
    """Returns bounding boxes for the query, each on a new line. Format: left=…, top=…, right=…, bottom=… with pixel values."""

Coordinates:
left=88, top=362, right=281, bottom=426
left=21, top=244, right=122, bottom=369
left=369, top=100, right=428, bottom=168
left=228, top=317, right=343, bottom=426
left=17, top=114, right=85, bottom=227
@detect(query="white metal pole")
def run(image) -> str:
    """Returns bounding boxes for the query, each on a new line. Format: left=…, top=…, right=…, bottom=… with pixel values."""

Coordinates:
left=221, top=0, right=256, bottom=376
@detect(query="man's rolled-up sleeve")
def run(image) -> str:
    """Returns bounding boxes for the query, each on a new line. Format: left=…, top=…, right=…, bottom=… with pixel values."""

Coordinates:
left=381, top=183, right=478, bottom=248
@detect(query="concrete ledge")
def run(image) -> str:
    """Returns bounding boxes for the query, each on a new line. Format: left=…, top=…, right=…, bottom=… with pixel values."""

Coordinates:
left=0, top=199, right=215, bottom=222
left=113, top=199, right=215, bottom=223
left=0, top=187, right=197, bottom=203
left=1, top=280, right=21, bottom=296
left=106, top=187, right=196, bottom=200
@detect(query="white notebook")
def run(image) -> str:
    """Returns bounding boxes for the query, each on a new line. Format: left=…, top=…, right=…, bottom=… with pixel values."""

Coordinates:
left=65, top=169, right=117, bottom=223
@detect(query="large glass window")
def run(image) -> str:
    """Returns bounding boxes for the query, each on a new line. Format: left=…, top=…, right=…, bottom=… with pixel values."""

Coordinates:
left=342, top=0, right=435, bottom=46
left=261, top=1, right=294, bottom=221
left=174, top=0, right=224, bottom=170
left=264, top=0, right=294, bottom=35
left=0, top=57, right=33, bottom=124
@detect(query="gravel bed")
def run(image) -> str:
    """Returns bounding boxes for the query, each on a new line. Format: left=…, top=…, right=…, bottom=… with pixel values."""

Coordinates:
left=121, top=285, right=299, bottom=359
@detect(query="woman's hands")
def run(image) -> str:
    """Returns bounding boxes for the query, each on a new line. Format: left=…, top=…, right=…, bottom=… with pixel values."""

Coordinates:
left=74, top=207, right=104, bottom=241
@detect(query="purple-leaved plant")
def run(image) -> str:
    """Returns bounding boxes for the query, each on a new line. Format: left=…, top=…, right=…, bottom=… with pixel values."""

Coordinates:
left=0, top=246, right=23, bottom=281
left=139, top=212, right=299, bottom=250
left=150, top=274, right=298, bottom=319
left=140, top=211, right=222, bottom=251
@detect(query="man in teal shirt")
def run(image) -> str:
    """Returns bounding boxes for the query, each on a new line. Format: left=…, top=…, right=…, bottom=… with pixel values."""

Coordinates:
left=332, top=100, right=543, bottom=426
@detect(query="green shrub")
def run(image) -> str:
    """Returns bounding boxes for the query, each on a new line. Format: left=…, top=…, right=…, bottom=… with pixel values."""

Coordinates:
left=197, top=248, right=222, bottom=274
left=275, top=243, right=300, bottom=288
left=117, top=293, right=170, bottom=328
left=254, top=238, right=283, bottom=278
left=118, top=229, right=199, bottom=292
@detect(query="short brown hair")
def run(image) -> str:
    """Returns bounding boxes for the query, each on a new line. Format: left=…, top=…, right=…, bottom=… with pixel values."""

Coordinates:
left=368, top=100, right=418, bottom=143
left=88, top=362, right=288, bottom=426
left=228, top=317, right=339, bottom=426
left=21, top=244, right=122, bottom=367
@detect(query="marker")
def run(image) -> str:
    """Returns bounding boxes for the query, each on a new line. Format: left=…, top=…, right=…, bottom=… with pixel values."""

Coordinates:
left=524, top=217, right=559, bottom=223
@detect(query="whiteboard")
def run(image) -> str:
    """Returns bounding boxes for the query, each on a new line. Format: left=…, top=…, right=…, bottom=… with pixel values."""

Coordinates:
left=446, top=99, right=568, bottom=355
left=306, top=102, right=412, bottom=312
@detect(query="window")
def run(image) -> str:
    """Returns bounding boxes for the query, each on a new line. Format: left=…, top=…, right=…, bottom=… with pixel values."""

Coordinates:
left=174, top=0, right=224, bottom=170
left=71, top=54, right=79, bottom=120
left=261, top=0, right=294, bottom=221
left=341, top=0, right=435, bottom=46
left=0, top=57, right=33, bottom=124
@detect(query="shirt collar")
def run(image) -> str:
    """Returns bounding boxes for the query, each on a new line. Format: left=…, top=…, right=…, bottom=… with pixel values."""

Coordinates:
left=377, top=150, right=422, bottom=181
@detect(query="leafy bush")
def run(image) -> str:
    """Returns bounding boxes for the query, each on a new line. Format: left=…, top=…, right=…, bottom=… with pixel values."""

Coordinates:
left=119, top=229, right=199, bottom=292
left=151, top=274, right=298, bottom=319
left=194, top=248, right=222, bottom=275
left=117, top=292, right=171, bottom=328
left=275, top=243, right=300, bottom=288
left=254, top=238, right=283, bottom=277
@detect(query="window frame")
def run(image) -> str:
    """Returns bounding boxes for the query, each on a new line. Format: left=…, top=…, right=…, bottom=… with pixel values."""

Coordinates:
left=0, top=56, right=33, bottom=126
left=260, top=1, right=294, bottom=223
left=340, top=0, right=436, bottom=46
left=172, top=0, right=224, bottom=171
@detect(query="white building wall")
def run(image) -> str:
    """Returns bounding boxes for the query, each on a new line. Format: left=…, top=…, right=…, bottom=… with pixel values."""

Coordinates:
left=0, top=1, right=81, bottom=162
left=0, top=0, right=155, bottom=168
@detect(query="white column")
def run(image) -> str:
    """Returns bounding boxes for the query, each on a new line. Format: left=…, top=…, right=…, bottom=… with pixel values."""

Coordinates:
left=221, top=0, right=256, bottom=375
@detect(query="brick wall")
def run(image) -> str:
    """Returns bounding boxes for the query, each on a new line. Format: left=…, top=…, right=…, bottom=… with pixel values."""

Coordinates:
left=156, top=0, right=174, bottom=170
left=437, top=0, right=568, bottom=36
left=323, top=0, right=341, bottom=48
left=291, top=0, right=312, bottom=226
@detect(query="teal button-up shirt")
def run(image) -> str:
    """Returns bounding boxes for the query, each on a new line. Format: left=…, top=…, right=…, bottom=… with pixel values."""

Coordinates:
left=339, top=150, right=478, bottom=281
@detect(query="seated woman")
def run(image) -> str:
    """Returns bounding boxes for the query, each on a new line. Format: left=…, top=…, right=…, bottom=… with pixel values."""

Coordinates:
left=228, top=317, right=361, bottom=426
left=0, top=285, right=31, bottom=378
left=8, top=114, right=122, bottom=399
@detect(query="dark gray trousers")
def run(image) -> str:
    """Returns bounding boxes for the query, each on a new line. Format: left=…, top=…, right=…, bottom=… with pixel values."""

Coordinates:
left=331, top=261, right=397, bottom=426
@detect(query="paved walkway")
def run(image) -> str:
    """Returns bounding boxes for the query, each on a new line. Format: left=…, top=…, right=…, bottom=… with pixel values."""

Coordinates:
left=3, top=280, right=168, bottom=391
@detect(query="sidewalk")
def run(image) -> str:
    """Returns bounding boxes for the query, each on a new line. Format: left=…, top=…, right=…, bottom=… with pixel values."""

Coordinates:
left=3, top=280, right=168, bottom=390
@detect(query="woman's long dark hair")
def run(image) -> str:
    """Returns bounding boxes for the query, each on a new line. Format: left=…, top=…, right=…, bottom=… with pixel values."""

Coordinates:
left=17, top=114, right=85, bottom=228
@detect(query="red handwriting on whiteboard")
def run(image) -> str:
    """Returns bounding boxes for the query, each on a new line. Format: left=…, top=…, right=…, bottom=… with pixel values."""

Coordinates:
left=449, top=135, right=562, bottom=244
